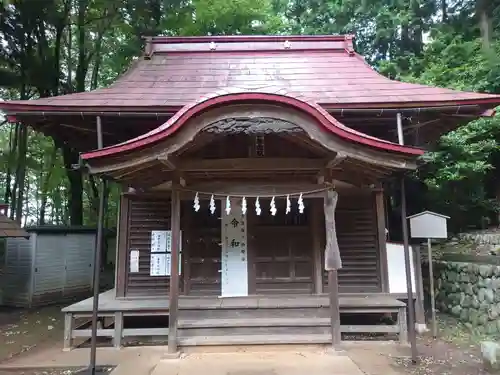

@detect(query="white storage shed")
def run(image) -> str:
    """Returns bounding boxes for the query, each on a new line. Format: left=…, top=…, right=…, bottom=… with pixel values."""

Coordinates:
left=2, top=226, right=97, bottom=307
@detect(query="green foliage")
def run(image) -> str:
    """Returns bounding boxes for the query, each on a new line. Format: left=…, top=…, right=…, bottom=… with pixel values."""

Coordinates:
left=0, top=0, right=500, bottom=233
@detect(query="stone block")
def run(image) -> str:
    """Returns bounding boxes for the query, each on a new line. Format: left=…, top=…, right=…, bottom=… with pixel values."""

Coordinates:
left=479, top=288, right=487, bottom=302
left=460, top=308, right=469, bottom=321
left=451, top=305, right=462, bottom=316
left=461, top=295, right=472, bottom=308
left=472, top=296, right=480, bottom=309
left=485, top=278, right=493, bottom=288
left=480, top=265, right=493, bottom=278
left=465, top=283, right=474, bottom=295
left=489, top=305, right=499, bottom=320
left=478, top=314, right=488, bottom=325
left=481, top=341, right=500, bottom=372
left=460, top=273, right=471, bottom=283
left=487, top=322, right=499, bottom=334
left=469, top=311, right=479, bottom=325
left=486, top=289, right=496, bottom=303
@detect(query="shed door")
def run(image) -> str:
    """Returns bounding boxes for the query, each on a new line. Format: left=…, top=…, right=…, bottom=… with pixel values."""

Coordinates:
left=33, top=235, right=65, bottom=301
left=64, top=233, right=95, bottom=294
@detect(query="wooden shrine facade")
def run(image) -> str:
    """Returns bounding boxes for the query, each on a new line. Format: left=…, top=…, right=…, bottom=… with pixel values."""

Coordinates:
left=2, top=35, right=500, bottom=351
left=68, top=91, right=424, bottom=350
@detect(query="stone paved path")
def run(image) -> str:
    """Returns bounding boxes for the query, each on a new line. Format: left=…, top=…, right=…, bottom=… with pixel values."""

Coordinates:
left=0, top=344, right=407, bottom=375
left=149, top=349, right=389, bottom=375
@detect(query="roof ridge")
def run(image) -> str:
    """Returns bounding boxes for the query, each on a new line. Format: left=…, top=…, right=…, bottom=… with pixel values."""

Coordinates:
left=146, top=34, right=354, bottom=43
left=143, top=34, right=355, bottom=57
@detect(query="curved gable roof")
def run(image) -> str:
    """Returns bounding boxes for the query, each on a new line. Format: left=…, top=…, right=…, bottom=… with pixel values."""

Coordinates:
left=1, top=35, right=500, bottom=114
left=81, top=90, right=424, bottom=161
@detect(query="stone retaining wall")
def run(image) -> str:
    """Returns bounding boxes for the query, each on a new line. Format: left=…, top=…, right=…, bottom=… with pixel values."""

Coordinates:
left=434, top=261, right=500, bottom=333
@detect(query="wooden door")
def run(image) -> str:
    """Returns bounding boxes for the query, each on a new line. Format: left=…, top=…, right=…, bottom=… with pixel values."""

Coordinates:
left=184, top=200, right=221, bottom=295
left=248, top=198, right=314, bottom=294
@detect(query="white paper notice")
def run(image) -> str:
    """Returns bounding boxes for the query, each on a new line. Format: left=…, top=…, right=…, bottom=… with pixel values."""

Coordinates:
left=221, top=199, right=248, bottom=297
left=150, top=253, right=167, bottom=276
left=164, top=253, right=182, bottom=276
left=130, top=250, right=139, bottom=273
left=151, top=230, right=168, bottom=253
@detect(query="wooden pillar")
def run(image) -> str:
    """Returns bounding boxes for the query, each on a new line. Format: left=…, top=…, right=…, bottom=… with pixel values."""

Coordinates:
left=63, top=313, right=73, bottom=351
left=115, top=194, right=130, bottom=298
left=182, top=200, right=191, bottom=295
left=89, top=116, right=107, bottom=374
left=400, top=176, right=418, bottom=363
left=374, top=190, right=389, bottom=293
left=413, top=244, right=426, bottom=330
left=311, top=199, right=323, bottom=294
left=113, top=312, right=123, bottom=348
left=396, top=113, right=418, bottom=363
left=167, top=185, right=181, bottom=354
left=324, top=189, right=341, bottom=347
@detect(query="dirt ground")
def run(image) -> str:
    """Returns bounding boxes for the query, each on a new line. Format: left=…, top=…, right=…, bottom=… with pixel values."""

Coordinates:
left=0, top=304, right=67, bottom=374
left=0, top=305, right=65, bottom=364
left=391, top=314, right=497, bottom=375
left=0, top=305, right=497, bottom=375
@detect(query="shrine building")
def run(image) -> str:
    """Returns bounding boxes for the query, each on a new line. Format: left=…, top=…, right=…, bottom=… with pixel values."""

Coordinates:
left=1, top=35, right=499, bottom=352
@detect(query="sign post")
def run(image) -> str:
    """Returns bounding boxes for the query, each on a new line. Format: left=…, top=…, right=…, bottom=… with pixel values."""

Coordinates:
left=408, top=211, right=450, bottom=338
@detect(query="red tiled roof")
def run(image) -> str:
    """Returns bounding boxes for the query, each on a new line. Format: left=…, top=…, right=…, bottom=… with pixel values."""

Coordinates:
left=0, top=214, right=29, bottom=238
left=81, top=90, right=425, bottom=161
left=1, top=35, right=500, bottom=113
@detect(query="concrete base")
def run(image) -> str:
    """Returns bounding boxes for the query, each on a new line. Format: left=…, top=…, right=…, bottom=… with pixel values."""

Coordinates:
left=325, top=347, right=348, bottom=356
left=481, top=341, right=500, bottom=373
left=161, top=351, right=181, bottom=360
left=415, top=323, right=429, bottom=334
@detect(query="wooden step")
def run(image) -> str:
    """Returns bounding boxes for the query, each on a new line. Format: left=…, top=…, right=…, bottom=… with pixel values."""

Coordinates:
left=179, top=307, right=330, bottom=320
left=178, top=333, right=332, bottom=347
left=178, top=325, right=331, bottom=337
left=178, top=317, right=331, bottom=329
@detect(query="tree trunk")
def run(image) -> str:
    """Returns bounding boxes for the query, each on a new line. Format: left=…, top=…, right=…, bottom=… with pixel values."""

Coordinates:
left=4, top=124, right=16, bottom=206
left=14, top=126, right=28, bottom=224
left=477, top=0, right=492, bottom=51
left=62, top=146, right=83, bottom=225
left=10, top=124, right=20, bottom=220
left=76, top=0, right=89, bottom=93
left=39, top=146, right=58, bottom=225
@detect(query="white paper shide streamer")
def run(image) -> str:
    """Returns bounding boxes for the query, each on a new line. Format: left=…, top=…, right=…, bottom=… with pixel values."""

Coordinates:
left=270, top=196, right=277, bottom=216
left=193, top=192, right=200, bottom=212
left=298, top=193, right=304, bottom=214
left=193, top=189, right=322, bottom=215
left=225, top=196, right=231, bottom=215
left=209, top=194, right=216, bottom=215
left=242, top=196, right=247, bottom=215
left=255, top=197, right=262, bottom=216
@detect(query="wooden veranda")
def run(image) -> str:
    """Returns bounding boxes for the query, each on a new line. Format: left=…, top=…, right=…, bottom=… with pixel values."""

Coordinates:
left=62, top=289, right=407, bottom=350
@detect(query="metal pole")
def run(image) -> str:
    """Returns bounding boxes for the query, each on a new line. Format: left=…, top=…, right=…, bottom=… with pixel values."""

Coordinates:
left=397, top=112, right=418, bottom=364
left=428, top=238, right=437, bottom=338
left=400, top=177, right=418, bottom=363
left=88, top=116, right=105, bottom=375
